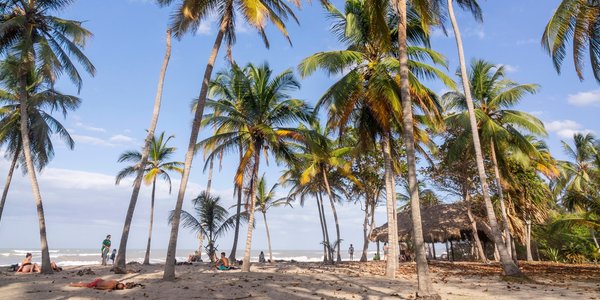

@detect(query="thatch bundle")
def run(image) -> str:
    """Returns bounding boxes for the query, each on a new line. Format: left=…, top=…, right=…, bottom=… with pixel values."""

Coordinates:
left=369, top=202, right=492, bottom=243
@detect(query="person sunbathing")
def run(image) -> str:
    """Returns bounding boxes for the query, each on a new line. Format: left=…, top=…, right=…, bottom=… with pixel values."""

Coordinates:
left=214, top=252, right=232, bottom=270
left=16, top=253, right=40, bottom=273
left=69, top=278, right=126, bottom=290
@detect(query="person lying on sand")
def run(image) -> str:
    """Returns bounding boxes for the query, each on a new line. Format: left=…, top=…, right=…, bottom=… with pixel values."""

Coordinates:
left=16, top=253, right=40, bottom=273
left=214, top=252, right=234, bottom=270
left=69, top=278, right=126, bottom=290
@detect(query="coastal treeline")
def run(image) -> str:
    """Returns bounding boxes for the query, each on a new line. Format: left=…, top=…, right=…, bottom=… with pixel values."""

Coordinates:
left=1, top=1, right=599, bottom=298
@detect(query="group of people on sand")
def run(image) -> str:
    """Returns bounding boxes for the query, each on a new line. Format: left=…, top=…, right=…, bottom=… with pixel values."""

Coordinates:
left=14, top=252, right=61, bottom=273
left=101, top=234, right=116, bottom=265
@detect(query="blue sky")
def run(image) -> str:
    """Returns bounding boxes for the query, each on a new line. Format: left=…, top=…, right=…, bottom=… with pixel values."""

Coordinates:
left=1, top=0, right=598, bottom=255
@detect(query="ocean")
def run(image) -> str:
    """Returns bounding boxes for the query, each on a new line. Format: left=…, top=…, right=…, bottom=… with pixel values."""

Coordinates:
left=0, top=248, right=365, bottom=267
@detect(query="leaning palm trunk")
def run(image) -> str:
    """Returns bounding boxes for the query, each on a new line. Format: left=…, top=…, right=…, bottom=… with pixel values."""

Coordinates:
left=263, top=212, right=273, bottom=263
left=242, top=149, right=261, bottom=272
left=446, top=0, right=521, bottom=276
left=0, top=147, right=20, bottom=224
left=318, top=192, right=334, bottom=263
left=163, top=19, right=227, bottom=280
left=489, top=140, right=513, bottom=255
left=229, top=147, right=244, bottom=262
left=143, top=179, right=157, bottom=265
left=465, top=193, right=487, bottom=262
left=322, top=172, right=342, bottom=263
left=19, top=77, right=52, bottom=274
left=360, top=199, right=370, bottom=262
left=396, top=1, right=436, bottom=295
left=316, top=193, right=330, bottom=262
left=206, top=152, right=214, bottom=194
left=381, top=134, right=398, bottom=278
left=525, top=219, right=533, bottom=261
left=116, top=29, right=171, bottom=271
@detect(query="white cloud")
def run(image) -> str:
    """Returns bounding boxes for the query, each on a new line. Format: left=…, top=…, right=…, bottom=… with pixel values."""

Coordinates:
left=74, top=120, right=106, bottom=133
left=545, top=120, right=594, bottom=138
left=501, top=64, right=519, bottom=73
left=72, top=134, right=114, bottom=147
left=516, top=38, right=537, bottom=46
left=567, top=89, right=600, bottom=107
left=464, top=26, right=485, bottom=39
left=529, top=111, right=544, bottom=117
left=109, top=134, right=135, bottom=143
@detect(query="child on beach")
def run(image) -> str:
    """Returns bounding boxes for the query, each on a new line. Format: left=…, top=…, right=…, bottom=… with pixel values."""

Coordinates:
left=110, top=249, right=116, bottom=265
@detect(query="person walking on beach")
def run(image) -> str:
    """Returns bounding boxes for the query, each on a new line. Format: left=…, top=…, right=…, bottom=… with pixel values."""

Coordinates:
left=101, top=235, right=111, bottom=266
left=348, top=244, right=355, bottom=261
left=110, top=249, right=117, bottom=265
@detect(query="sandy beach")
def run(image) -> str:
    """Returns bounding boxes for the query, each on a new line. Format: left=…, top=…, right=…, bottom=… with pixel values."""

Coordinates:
left=1, top=261, right=598, bottom=299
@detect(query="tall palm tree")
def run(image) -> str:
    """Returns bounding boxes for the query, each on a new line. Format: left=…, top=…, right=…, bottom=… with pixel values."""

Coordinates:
left=115, top=132, right=183, bottom=265
left=0, top=57, right=80, bottom=225
left=443, top=59, right=543, bottom=258
left=170, top=192, right=241, bottom=261
left=0, top=1, right=95, bottom=274
left=156, top=0, right=301, bottom=280
left=423, top=0, right=522, bottom=276
left=299, top=0, right=451, bottom=281
left=114, top=29, right=172, bottom=271
left=198, top=63, right=312, bottom=272
left=254, top=175, right=291, bottom=263
left=296, top=123, right=356, bottom=263
left=542, top=0, right=600, bottom=83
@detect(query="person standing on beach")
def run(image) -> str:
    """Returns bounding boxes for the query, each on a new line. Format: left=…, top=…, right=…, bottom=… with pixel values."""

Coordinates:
left=110, top=249, right=117, bottom=265
left=383, top=242, right=389, bottom=261
left=348, top=244, right=354, bottom=261
left=101, top=235, right=111, bottom=266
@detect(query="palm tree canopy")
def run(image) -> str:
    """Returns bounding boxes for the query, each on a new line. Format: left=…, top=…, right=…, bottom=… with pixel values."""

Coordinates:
left=0, top=56, right=80, bottom=171
left=254, top=174, right=292, bottom=213
left=115, top=132, right=183, bottom=191
left=542, top=0, right=600, bottom=82
left=0, top=0, right=96, bottom=90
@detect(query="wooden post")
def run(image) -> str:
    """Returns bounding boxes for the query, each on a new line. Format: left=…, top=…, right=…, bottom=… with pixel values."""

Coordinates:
left=432, top=242, right=436, bottom=260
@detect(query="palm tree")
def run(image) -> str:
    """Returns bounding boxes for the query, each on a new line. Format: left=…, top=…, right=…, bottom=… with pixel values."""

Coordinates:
left=295, top=123, right=356, bottom=263
left=299, top=0, right=451, bottom=281
left=443, top=59, right=543, bottom=259
left=0, top=57, right=80, bottom=225
left=114, top=29, right=172, bottom=271
left=254, top=175, right=292, bottom=263
left=425, top=0, right=522, bottom=276
left=115, top=132, right=183, bottom=265
left=170, top=192, right=240, bottom=261
left=542, top=0, right=600, bottom=83
left=0, top=1, right=95, bottom=274
left=157, top=0, right=301, bottom=280
left=198, top=63, right=312, bottom=272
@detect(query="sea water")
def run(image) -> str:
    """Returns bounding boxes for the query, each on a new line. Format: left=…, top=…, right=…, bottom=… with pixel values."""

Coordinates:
left=0, top=249, right=370, bottom=267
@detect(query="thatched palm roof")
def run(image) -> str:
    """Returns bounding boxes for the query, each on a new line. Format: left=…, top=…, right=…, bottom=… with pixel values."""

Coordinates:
left=369, top=202, right=492, bottom=243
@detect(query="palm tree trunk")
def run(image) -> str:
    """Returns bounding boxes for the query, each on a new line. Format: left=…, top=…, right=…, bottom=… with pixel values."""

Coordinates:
left=360, top=199, right=370, bottom=262
left=591, top=229, right=600, bottom=250
left=322, top=172, right=342, bottom=263
left=163, top=18, right=227, bottom=280
left=116, top=29, right=171, bottom=272
left=525, top=219, right=533, bottom=261
left=206, top=156, right=214, bottom=194
left=143, top=178, right=157, bottom=265
left=466, top=194, right=487, bottom=263
left=316, top=192, right=329, bottom=262
left=0, top=146, right=20, bottom=224
left=19, top=75, right=52, bottom=274
left=381, top=134, right=398, bottom=278
left=263, top=212, right=273, bottom=263
left=489, top=140, right=512, bottom=255
left=318, top=192, right=333, bottom=263
left=396, top=1, right=436, bottom=293
left=446, top=0, right=521, bottom=276
left=229, top=145, right=244, bottom=262
left=242, top=148, right=261, bottom=272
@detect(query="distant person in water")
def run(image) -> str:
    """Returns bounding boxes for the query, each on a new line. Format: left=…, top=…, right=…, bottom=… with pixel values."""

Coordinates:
left=69, top=278, right=126, bottom=290
left=110, top=249, right=117, bottom=265
left=258, top=251, right=266, bottom=263
left=101, top=235, right=111, bottom=266
left=214, top=252, right=231, bottom=270
left=348, top=244, right=355, bottom=261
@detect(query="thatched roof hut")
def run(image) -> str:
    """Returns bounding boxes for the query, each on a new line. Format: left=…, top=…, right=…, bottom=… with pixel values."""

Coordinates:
left=369, top=202, right=492, bottom=243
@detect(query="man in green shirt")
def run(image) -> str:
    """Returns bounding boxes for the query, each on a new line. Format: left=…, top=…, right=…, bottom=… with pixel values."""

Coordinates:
left=101, top=235, right=111, bottom=266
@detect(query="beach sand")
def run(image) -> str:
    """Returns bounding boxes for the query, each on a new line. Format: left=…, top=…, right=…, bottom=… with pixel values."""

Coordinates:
left=0, top=260, right=598, bottom=299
